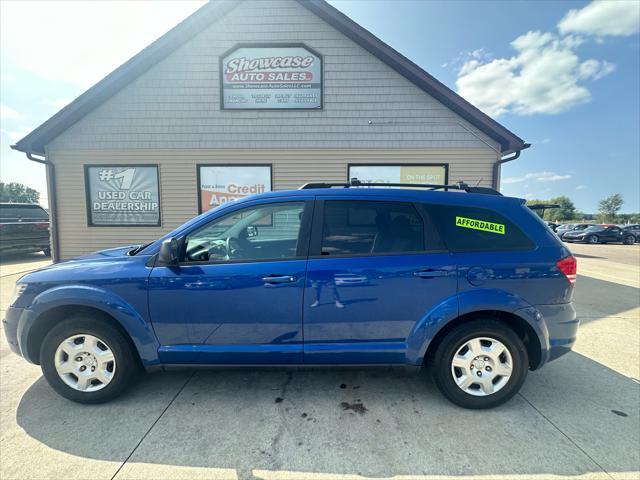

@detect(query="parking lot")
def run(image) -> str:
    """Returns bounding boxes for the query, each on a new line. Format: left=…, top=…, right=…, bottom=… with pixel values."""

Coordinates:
left=1, top=244, right=638, bottom=480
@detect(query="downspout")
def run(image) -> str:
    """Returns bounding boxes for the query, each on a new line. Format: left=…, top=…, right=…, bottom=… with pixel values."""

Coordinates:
left=10, top=147, right=60, bottom=263
left=493, top=143, right=531, bottom=190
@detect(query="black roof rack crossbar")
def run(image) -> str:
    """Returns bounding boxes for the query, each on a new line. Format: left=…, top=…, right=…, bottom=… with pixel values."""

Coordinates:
left=299, top=178, right=502, bottom=195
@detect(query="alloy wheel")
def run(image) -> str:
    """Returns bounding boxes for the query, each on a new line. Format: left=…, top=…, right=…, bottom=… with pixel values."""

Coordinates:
left=450, top=337, right=513, bottom=396
left=54, top=334, right=116, bottom=392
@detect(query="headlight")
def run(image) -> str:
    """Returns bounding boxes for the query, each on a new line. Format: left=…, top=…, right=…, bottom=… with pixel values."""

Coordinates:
left=10, top=284, right=28, bottom=306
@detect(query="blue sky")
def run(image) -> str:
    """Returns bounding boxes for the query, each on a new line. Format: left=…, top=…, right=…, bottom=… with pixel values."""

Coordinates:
left=1, top=0, right=638, bottom=212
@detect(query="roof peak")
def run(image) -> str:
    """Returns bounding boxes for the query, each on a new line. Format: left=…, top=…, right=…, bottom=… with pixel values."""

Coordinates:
left=13, top=0, right=526, bottom=156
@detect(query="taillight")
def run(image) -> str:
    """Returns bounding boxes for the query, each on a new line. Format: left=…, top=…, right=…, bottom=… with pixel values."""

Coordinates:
left=556, top=255, right=577, bottom=286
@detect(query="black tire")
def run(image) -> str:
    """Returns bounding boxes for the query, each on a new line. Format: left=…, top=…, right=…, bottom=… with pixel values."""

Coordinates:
left=42, top=247, right=51, bottom=257
left=587, top=235, right=599, bottom=244
left=431, top=319, right=528, bottom=409
left=623, top=235, right=635, bottom=245
left=40, top=315, right=141, bottom=404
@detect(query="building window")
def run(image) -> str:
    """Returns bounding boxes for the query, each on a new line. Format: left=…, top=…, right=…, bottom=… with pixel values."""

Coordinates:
left=84, top=165, right=160, bottom=226
left=348, top=164, right=448, bottom=186
left=198, top=165, right=272, bottom=213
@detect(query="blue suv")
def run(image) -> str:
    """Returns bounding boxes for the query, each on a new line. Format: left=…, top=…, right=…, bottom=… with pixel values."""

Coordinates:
left=3, top=181, right=578, bottom=409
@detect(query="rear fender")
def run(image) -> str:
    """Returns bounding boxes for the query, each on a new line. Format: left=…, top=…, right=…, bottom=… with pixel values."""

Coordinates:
left=22, top=285, right=160, bottom=365
left=406, top=289, right=548, bottom=365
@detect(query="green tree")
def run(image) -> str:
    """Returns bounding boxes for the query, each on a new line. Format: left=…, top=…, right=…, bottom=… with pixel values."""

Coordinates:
left=598, top=194, right=624, bottom=222
left=547, top=196, right=576, bottom=222
left=526, top=196, right=576, bottom=221
left=0, top=182, right=40, bottom=203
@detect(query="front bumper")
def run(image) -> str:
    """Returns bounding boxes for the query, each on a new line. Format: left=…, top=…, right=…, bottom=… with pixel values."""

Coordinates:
left=2, top=306, right=24, bottom=357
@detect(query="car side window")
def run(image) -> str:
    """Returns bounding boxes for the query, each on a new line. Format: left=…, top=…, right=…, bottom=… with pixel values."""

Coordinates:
left=184, top=202, right=306, bottom=263
left=427, top=204, right=534, bottom=252
left=320, top=200, right=431, bottom=256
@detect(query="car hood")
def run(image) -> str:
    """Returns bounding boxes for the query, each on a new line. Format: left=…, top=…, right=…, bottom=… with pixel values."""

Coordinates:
left=72, top=245, right=139, bottom=260
left=19, top=245, right=151, bottom=283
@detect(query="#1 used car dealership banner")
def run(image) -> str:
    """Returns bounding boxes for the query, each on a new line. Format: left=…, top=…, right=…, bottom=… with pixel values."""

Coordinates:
left=85, top=165, right=160, bottom=226
left=221, top=45, right=322, bottom=109
left=199, top=166, right=272, bottom=213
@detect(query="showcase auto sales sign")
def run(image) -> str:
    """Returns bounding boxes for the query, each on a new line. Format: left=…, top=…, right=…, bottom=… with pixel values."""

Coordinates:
left=221, top=45, right=322, bottom=109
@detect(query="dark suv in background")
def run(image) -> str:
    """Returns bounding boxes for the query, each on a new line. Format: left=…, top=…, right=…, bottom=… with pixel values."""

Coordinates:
left=0, top=203, right=51, bottom=257
left=622, top=224, right=640, bottom=243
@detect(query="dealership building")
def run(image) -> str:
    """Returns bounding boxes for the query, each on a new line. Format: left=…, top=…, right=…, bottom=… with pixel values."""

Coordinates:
left=13, top=0, right=528, bottom=261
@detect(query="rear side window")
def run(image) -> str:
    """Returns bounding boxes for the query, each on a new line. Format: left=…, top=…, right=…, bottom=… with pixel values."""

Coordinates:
left=0, top=205, right=48, bottom=221
left=427, top=204, right=534, bottom=252
left=320, top=200, right=431, bottom=256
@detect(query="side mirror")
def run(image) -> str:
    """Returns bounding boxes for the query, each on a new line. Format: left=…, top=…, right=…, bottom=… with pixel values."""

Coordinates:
left=158, top=237, right=179, bottom=266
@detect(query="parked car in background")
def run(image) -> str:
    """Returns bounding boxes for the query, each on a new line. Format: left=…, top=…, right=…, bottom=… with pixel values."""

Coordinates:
left=545, top=221, right=559, bottom=232
left=554, top=224, right=574, bottom=239
left=622, top=224, right=640, bottom=243
left=563, top=225, right=635, bottom=245
left=556, top=223, right=596, bottom=240
left=0, top=203, right=51, bottom=257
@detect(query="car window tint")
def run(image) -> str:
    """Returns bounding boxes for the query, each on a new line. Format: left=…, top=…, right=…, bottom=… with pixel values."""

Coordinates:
left=184, top=202, right=305, bottom=263
left=320, top=201, right=428, bottom=256
left=0, top=205, right=48, bottom=220
left=427, top=204, right=534, bottom=252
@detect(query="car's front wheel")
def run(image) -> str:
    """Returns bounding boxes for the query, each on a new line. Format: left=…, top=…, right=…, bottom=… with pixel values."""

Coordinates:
left=431, top=320, right=528, bottom=409
left=40, top=315, right=141, bottom=403
left=587, top=235, right=599, bottom=244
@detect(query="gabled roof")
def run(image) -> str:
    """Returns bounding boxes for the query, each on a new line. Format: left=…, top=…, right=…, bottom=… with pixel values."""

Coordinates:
left=12, top=0, right=527, bottom=156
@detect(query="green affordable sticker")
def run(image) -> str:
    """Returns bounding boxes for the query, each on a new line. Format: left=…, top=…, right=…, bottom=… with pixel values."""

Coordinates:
left=456, top=216, right=505, bottom=235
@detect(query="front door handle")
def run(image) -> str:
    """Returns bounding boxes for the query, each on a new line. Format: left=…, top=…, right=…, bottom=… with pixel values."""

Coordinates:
left=413, top=269, right=449, bottom=279
left=262, top=275, right=297, bottom=284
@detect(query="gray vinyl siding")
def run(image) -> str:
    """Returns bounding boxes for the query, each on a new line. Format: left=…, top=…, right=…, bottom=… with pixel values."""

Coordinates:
left=45, top=0, right=503, bottom=259
left=48, top=0, right=500, bottom=151
left=49, top=149, right=497, bottom=259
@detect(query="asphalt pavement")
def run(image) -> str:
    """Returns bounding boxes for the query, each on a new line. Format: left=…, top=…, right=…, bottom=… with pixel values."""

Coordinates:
left=1, top=244, right=638, bottom=480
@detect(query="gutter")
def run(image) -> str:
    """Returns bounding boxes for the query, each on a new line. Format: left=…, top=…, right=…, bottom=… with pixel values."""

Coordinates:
left=10, top=147, right=60, bottom=263
left=493, top=143, right=531, bottom=190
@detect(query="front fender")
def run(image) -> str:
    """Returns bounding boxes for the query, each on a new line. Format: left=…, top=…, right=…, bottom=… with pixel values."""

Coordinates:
left=406, top=289, right=548, bottom=366
left=20, top=285, right=160, bottom=365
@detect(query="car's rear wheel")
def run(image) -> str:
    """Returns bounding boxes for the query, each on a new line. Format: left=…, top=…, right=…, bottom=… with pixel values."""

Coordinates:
left=40, top=315, right=141, bottom=403
left=587, top=235, right=599, bottom=244
left=623, top=235, right=635, bottom=245
left=431, top=320, right=528, bottom=409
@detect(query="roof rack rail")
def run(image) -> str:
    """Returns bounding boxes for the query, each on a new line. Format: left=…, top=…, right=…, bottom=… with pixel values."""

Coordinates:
left=299, top=178, right=502, bottom=196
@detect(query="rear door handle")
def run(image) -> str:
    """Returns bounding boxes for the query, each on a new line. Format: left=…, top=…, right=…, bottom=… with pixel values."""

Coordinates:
left=413, top=269, right=449, bottom=279
left=262, top=275, right=297, bottom=284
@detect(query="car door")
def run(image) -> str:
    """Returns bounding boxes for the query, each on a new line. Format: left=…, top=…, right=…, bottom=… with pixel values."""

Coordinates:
left=303, top=198, right=457, bottom=364
left=148, top=198, right=313, bottom=365
left=604, top=226, right=621, bottom=242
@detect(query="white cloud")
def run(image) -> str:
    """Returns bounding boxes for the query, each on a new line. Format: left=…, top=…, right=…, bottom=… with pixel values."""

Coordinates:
left=503, top=171, right=572, bottom=184
left=559, top=1, right=640, bottom=37
left=456, top=31, right=615, bottom=117
left=576, top=185, right=587, bottom=190
left=1, top=128, right=30, bottom=142
left=0, top=1, right=206, bottom=88
left=0, top=104, right=23, bottom=120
